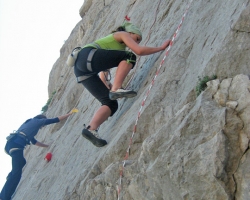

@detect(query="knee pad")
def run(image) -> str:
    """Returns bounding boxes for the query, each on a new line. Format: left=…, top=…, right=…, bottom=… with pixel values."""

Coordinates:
left=106, top=100, right=118, bottom=116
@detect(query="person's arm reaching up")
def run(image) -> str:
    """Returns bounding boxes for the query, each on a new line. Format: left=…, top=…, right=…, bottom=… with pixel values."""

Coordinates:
left=58, top=112, right=72, bottom=121
left=34, top=141, right=49, bottom=148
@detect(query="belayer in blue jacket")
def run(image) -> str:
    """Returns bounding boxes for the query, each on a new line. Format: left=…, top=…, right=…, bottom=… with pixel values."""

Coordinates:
left=0, top=112, right=72, bottom=200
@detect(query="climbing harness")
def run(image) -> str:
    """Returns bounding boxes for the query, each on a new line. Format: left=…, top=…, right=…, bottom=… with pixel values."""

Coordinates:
left=76, top=48, right=98, bottom=82
left=117, top=0, right=194, bottom=199
left=4, top=131, right=26, bottom=155
left=75, top=43, right=102, bottom=83
left=6, top=131, right=30, bottom=145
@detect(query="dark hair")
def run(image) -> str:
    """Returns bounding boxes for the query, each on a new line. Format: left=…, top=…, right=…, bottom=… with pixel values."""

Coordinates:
left=111, top=26, right=126, bottom=33
left=34, top=114, right=47, bottom=119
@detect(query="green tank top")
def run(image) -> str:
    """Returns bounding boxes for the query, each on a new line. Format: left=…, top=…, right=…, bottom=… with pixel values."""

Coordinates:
left=84, top=34, right=126, bottom=50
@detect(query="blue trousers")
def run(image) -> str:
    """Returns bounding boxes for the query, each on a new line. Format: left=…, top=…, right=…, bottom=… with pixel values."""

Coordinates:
left=0, top=141, right=26, bottom=200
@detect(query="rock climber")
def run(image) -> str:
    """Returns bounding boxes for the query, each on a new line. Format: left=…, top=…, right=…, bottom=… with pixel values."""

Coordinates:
left=0, top=112, right=72, bottom=200
left=74, top=22, right=171, bottom=147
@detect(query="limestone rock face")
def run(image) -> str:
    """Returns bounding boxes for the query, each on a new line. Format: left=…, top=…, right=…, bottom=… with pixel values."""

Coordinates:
left=14, top=0, right=250, bottom=200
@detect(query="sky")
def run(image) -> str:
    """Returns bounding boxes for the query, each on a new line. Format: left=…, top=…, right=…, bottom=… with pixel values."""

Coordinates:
left=0, top=0, right=84, bottom=190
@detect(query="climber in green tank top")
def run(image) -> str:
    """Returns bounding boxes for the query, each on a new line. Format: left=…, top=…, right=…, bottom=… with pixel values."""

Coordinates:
left=74, top=22, right=171, bottom=147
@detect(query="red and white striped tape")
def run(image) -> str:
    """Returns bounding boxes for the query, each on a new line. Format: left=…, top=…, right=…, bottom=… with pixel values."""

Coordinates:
left=117, top=0, right=193, bottom=199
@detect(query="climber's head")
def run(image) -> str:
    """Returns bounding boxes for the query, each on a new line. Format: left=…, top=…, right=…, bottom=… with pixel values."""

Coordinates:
left=112, top=22, right=142, bottom=43
left=122, top=22, right=142, bottom=43
left=33, top=114, right=47, bottom=119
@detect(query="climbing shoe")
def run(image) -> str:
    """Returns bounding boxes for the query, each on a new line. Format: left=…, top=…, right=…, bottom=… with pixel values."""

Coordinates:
left=109, top=89, right=137, bottom=100
left=82, top=127, right=107, bottom=147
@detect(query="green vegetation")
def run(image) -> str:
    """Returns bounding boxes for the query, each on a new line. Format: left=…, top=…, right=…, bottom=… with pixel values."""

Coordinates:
left=41, top=91, right=56, bottom=113
left=196, top=75, right=217, bottom=96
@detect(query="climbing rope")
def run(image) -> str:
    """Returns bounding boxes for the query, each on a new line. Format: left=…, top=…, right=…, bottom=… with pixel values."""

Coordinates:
left=117, top=0, right=194, bottom=199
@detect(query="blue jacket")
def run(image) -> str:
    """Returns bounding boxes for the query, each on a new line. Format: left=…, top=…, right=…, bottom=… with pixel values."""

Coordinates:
left=13, top=117, right=59, bottom=147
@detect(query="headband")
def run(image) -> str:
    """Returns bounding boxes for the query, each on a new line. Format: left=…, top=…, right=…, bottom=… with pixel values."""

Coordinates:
left=122, top=22, right=142, bottom=39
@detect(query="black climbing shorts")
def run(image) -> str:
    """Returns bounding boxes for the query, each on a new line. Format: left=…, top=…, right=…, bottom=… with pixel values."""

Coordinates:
left=74, top=47, right=137, bottom=116
left=74, top=47, right=136, bottom=76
